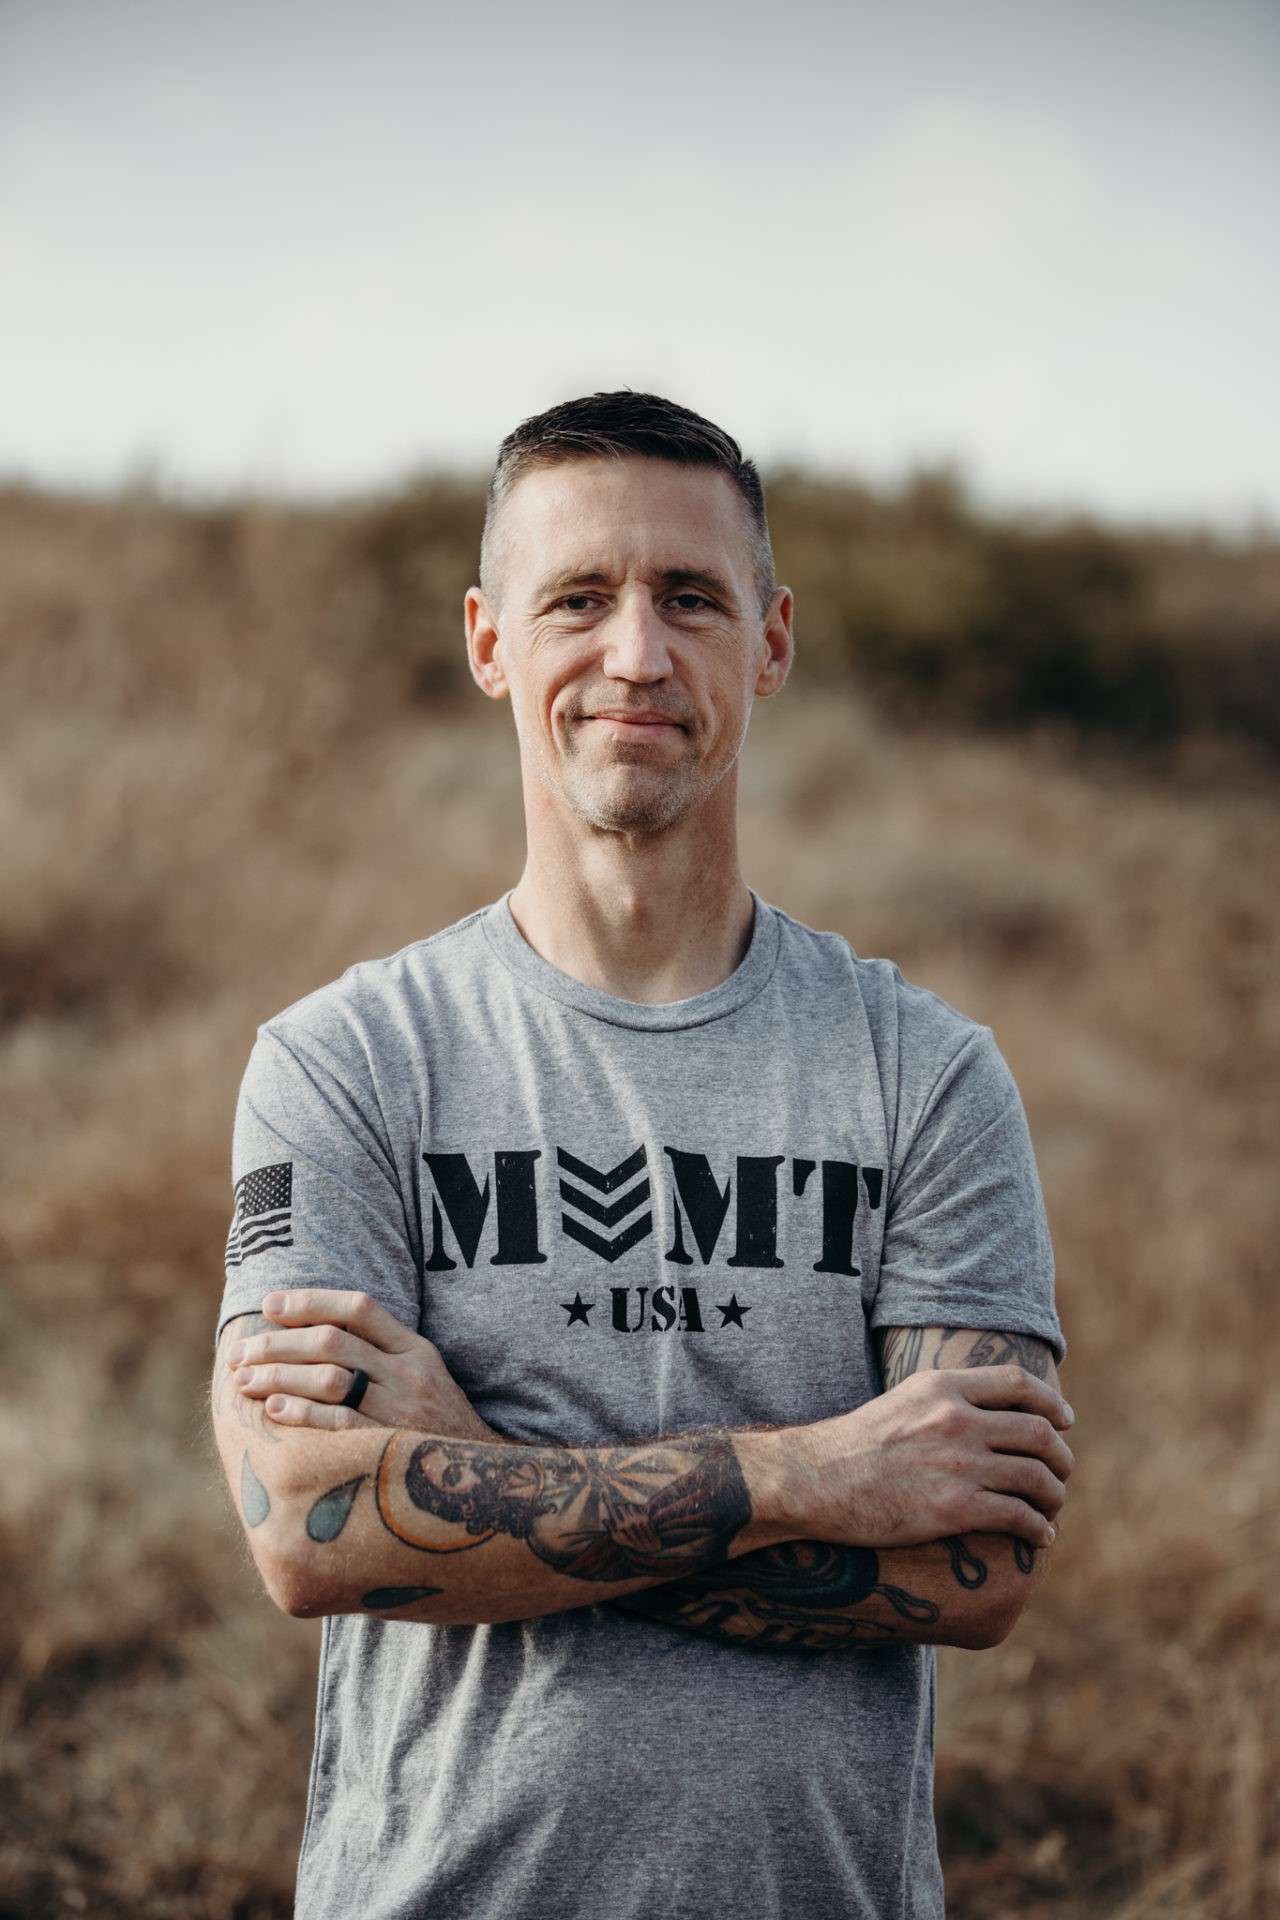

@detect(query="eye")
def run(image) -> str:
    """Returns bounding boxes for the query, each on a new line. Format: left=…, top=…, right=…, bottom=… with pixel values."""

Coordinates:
left=556, top=593, right=601, bottom=614
left=668, top=591, right=713, bottom=613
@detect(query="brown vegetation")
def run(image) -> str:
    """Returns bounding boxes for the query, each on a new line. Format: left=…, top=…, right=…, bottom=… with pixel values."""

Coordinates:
left=0, top=483, right=1276, bottom=1918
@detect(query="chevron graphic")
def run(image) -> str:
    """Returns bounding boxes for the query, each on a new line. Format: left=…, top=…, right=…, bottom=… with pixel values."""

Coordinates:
left=557, top=1146, right=653, bottom=1262
left=557, top=1145, right=647, bottom=1192
left=558, top=1179, right=651, bottom=1227
left=562, top=1211, right=654, bottom=1262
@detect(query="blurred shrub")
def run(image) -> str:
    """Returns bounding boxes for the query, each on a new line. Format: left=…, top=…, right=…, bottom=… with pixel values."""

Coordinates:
left=317, top=480, right=485, bottom=697
left=769, top=471, right=1280, bottom=753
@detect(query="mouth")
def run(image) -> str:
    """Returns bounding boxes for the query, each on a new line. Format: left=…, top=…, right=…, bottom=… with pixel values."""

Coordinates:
left=579, top=710, right=688, bottom=737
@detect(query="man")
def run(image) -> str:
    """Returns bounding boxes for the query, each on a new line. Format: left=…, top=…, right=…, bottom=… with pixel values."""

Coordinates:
left=212, top=391, right=1071, bottom=1920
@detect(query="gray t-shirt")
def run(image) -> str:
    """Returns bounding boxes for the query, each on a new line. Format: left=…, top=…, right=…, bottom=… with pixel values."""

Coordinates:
left=220, top=895, right=1061, bottom=1920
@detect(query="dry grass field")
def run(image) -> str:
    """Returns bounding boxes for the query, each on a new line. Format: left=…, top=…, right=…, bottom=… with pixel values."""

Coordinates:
left=0, top=484, right=1276, bottom=1918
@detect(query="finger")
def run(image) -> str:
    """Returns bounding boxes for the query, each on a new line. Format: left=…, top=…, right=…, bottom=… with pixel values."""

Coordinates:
left=986, top=1412, right=1075, bottom=1479
left=263, top=1392, right=377, bottom=1431
left=984, top=1452, right=1068, bottom=1519
left=966, top=1490, right=1057, bottom=1549
left=235, top=1361, right=364, bottom=1405
left=230, top=1322, right=378, bottom=1374
left=957, top=1366, right=1072, bottom=1428
left=262, top=1290, right=414, bottom=1355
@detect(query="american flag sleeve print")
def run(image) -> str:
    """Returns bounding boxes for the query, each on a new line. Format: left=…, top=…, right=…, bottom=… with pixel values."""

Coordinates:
left=225, top=1161, right=294, bottom=1268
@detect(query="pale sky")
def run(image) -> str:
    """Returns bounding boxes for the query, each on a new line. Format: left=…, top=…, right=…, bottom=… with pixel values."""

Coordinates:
left=2, top=0, right=1277, bottom=523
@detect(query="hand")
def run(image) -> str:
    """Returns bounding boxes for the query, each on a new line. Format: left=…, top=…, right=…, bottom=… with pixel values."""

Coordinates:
left=228, top=1289, right=501, bottom=1441
left=789, top=1365, right=1075, bottom=1552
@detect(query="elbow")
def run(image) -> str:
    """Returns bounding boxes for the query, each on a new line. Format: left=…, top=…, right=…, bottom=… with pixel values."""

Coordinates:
left=254, top=1537, right=344, bottom=1621
left=269, top=1572, right=334, bottom=1622
left=947, top=1580, right=1028, bottom=1651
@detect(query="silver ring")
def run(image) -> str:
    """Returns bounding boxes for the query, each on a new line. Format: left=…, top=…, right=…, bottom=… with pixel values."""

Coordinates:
left=341, top=1367, right=371, bottom=1411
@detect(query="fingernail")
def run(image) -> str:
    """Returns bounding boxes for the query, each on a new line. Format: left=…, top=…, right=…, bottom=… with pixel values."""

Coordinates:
left=267, top=1396, right=286, bottom=1415
left=228, top=1342, right=245, bottom=1366
left=1047, top=1525, right=1056, bottom=1543
left=234, top=1367, right=252, bottom=1386
left=263, top=1293, right=285, bottom=1315
left=1063, top=1403, right=1076, bottom=1423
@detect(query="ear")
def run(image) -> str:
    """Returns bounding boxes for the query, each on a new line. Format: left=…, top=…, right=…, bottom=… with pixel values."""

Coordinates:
left=465, top=588, right=508, bottom=700
left=754, top=587, right=794, bottom=698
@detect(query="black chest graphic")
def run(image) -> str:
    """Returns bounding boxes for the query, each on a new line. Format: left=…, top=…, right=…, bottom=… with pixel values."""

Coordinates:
left=421, top=1144, right=885, bottom=1337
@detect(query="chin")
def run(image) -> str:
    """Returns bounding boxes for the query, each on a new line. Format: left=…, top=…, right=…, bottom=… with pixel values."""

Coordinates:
left=567, top=773, right=702, bottom=836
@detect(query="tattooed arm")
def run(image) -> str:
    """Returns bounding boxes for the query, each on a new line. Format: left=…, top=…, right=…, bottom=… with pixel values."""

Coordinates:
left=213, top=1311, right=780, bottom=1624
left=613, top=1328, right=1069, bottom=1652
left=213, top=1312, right=1070, bottom=1631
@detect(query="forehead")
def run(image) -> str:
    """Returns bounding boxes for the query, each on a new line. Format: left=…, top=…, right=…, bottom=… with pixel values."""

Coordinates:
left=497, top=457, right=756, bottom=593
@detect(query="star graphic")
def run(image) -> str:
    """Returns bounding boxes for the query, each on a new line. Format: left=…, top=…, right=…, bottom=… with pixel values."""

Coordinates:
left=716, top=1295, right=751, bottom=1328
left=561, top=1293, right=595, bottom=1327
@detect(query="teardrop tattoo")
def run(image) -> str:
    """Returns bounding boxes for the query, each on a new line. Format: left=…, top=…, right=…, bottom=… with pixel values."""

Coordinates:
left=241, top=1453, right=271, bottom=1527
left=307, top=1476, right=366, bottom=1543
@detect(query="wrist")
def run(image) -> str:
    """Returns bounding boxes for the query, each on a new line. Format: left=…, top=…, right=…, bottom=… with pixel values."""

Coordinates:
left=732, top=1426, right=816, bottom=1550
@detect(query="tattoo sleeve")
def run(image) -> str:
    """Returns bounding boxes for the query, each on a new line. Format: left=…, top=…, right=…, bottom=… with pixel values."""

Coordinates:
left=613, top=1534, right=997, bottom=1650
left=879, top=1324, right=1052, bottom=1390
left=612, top=1540, right=937, bottom=1650
left=372, top=1431, right=753, bottom=1584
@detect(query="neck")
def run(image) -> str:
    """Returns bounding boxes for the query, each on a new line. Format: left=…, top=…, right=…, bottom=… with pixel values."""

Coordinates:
left=508, top=773, right=754, bottom=1004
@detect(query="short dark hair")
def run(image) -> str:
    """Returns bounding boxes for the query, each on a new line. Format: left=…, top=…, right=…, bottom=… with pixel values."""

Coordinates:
left=480, top=390, right=776, bottom=613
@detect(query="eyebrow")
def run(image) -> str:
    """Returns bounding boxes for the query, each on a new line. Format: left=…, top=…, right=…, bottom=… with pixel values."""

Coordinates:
left=532, top=566, right=738, bottom=605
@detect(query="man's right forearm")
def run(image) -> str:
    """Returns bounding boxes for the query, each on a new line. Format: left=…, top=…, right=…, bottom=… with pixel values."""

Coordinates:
left=218, top=1410, right=799, bottom=1626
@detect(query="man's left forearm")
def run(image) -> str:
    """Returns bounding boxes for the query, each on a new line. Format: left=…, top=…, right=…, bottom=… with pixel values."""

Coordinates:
left=611, top=1530, right=1036, bottom=1651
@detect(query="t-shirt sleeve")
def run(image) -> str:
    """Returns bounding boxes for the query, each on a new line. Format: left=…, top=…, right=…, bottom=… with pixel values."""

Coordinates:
left=870, top=1027, right=1064, bottom=1359
left=217, top=1022, right=422, bottom=1341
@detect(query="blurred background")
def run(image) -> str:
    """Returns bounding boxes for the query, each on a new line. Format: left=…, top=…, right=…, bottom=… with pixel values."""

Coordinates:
left=1, top=2, right=1277, bottom=1915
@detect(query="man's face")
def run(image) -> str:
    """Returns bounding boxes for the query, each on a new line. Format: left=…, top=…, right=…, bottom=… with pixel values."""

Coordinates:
left=467, top=457, right=793, bottom=837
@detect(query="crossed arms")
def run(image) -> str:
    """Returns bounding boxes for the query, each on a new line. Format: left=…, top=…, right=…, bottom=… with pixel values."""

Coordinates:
left=211, top=1294, right=1072, bottom=1651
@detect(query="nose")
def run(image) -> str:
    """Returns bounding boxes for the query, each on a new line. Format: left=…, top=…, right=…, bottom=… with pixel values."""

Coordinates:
left=600, top=591, right=673, bottom=684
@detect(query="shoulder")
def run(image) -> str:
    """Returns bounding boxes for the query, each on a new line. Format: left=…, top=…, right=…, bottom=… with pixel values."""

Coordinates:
left=764, top=898, right=990, bottom=1063
left=257, top=904, right=495, bottom=1062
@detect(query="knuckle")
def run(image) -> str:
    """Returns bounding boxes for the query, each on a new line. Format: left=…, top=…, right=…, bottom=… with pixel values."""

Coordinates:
left=325, top=1365, right=350, bottom=1395
left=1037, top=1473, right=1064, bottom=1514
left=316, top=1324, right=344, bottom=1356
left=351, top=1292, right=375, bottom=1317
left=943, top=1492, right=971, bottom=1531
